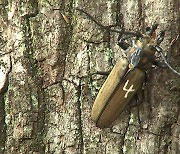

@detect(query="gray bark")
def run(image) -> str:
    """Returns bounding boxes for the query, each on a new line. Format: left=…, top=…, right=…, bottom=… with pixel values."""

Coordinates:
left=0, top=0, right=179, bottom=154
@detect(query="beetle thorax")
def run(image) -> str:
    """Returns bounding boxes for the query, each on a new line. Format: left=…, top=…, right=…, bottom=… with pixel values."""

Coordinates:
left=128, top=35, right=157, bottom=70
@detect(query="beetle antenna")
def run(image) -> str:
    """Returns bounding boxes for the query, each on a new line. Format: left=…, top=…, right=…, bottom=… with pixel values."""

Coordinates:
left=160, top=52, right=180, bottom=76
left=75, top=8, right=142, bottom=37
left=155, top=46, right=180, bottom=76
left=75, top=8, right=106, bottom=29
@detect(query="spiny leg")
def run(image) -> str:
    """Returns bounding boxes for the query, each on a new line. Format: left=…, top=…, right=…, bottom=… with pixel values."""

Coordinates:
left=117, top=36, right=131, bottom=50
left=153, top=59, right=167, bottom=68
left=149, top=23, right=158, bottom=36
left=149, top=45, right=167, bottom=68
left=117, top=33, right=141, bottom=50
left=145, top=23, right=158, bottom=36
left=156, top=31, right=165, bottom=45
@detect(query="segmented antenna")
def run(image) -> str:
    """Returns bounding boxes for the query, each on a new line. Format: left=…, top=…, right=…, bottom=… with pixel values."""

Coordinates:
left=160, top=52, right=180, bottom=76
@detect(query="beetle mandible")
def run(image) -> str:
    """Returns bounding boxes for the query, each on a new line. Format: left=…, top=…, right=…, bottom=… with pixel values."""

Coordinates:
left=76, top=8, right=180, bottom=128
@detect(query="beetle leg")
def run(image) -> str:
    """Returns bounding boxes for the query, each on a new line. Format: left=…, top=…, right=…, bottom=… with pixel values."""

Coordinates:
left=153, top=59, right=167, bottom=68
left=117, top=34, right=137, bottom=50
left=170, top=35, right=179, bottom=46
left=146, top=50, right=167, bottom=68
left=156, top=31, right=165, bottom=44
left=118, top=39, right=131, bottom=50
left=93, top=71, right=111, bottom=76
left=119, top=35, right=136, bottom=41
left=145, top=23, right=158, bottom=36
left=144, top=72, right=148, bottom=86
left=149, top=23, right=158, bottom=36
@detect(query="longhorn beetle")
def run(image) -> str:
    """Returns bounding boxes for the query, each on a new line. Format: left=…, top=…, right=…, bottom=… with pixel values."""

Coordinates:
left=76, top=8, right=180, bottom=128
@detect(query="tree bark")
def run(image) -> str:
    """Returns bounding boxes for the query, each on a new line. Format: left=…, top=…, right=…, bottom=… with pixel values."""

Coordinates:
left=0, top=0, right=179, bottom=153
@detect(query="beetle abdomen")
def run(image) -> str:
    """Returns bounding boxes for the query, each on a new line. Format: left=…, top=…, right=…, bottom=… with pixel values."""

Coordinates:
left=91, top=60, right=145, bottom=128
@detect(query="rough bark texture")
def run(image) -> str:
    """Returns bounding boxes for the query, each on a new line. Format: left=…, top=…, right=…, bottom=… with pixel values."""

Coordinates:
left=0, top=0, right=179, bottom=154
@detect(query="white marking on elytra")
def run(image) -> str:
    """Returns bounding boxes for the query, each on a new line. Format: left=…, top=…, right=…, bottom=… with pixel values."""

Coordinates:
left=123, top=80, right=135, bottom=98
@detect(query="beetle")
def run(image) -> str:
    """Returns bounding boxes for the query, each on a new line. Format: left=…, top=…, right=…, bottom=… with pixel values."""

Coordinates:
left=76, top=8, right=180, bottom=128
left=91, top=24, right=166, bottom=128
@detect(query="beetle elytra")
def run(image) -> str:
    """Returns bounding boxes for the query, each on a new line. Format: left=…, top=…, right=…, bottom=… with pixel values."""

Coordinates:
left=91, top=64, right=145, bottom=128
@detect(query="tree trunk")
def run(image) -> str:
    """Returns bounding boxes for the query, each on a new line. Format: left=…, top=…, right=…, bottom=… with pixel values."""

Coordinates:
left=0, top=0, right=179, bottom=153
